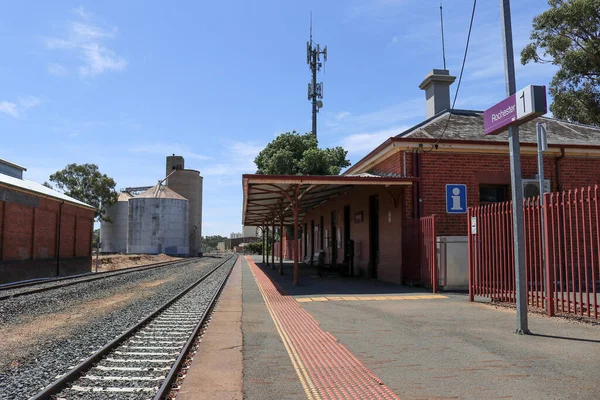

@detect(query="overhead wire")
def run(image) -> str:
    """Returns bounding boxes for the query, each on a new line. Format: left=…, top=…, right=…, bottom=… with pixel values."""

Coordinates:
left=422, top=0, right=477, bottom=153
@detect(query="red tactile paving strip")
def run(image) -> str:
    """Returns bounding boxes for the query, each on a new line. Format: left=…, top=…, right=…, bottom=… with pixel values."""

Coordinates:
left=247, top=256, right=400, bottom=400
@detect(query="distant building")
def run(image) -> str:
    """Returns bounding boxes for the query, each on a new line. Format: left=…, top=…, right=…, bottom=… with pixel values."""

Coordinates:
left=100, top=155, right=203, bottom=256
left=230, top=232, right=243, bottom=239
left=242, top=225, right=261, bottom=238
left=0, top=158, right=95, bottom=284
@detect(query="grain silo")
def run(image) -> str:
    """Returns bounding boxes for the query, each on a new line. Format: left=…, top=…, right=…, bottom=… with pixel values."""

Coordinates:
left=127, top=183, right=189, bottom=256
left=100, top=192, right=132, bottom=253
left=165, top=155, right=203, bottom=256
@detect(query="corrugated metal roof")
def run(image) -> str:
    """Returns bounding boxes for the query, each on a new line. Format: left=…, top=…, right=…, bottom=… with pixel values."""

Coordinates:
left=135, top=183, right=188, bottom=200
left=0, top=173, right=95, bottom=209
left=397, top=109, right=600, bottom=145
left=117, top=192, right=133, bottom=201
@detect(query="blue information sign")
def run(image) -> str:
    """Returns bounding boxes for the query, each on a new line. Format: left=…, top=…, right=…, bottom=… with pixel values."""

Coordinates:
left=446, top=184, right=467, bottom=214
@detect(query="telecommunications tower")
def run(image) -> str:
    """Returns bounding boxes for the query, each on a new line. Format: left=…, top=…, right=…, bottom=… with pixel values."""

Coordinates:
left=306, top=15, right=327, bottom=139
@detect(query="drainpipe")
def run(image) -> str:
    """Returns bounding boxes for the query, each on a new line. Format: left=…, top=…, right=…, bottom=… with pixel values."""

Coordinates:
left=412, top=150, right=420, bottom=219
left=554, top=147, right=565, bottom=192
left=56, top=201, right=64, bottom=277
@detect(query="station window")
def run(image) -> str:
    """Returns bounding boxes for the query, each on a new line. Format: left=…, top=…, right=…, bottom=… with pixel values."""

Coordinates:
left=479, top=184, right=508, bottom=204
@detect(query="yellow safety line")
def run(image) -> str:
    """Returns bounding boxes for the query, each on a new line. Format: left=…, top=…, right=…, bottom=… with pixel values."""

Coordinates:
left=247, top=259, right=322, bottom=400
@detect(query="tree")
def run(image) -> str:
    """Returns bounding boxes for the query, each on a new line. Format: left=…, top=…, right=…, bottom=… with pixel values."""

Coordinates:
left=200, top=235, right=227, bottom=252
left=521, top=0, right=600, bottom=125
left=48, top=163, right=118, bottom=222
left=92, top=229, right=100, bottom=248
left=254, top=131, right=351, bottom=175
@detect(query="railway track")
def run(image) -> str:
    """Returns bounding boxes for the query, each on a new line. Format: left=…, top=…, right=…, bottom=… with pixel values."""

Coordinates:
left=0, top=258, right=205, bottom=301
left=29, top=254, right=237, bottom=400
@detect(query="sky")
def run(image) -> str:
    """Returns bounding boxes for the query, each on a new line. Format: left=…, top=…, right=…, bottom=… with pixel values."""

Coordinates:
left=0, top=0, right=558, bottom=237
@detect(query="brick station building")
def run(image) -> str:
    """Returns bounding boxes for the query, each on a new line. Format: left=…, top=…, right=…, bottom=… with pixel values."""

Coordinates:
left=0, top=159, right=96, bottom=284
left=243, top=69, right=600, bottom=288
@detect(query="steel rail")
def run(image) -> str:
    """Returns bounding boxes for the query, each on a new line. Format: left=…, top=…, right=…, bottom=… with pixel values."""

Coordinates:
left=29, top=254, right=236, bottom=400
left=153, top=255, right=236, bottom=399
left=0, top=258, right=204, bottom=301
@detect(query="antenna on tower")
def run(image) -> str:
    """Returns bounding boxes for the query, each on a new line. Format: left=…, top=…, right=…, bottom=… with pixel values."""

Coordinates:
left=306, top=13, right=327, bottom=140
left=440, top=0, right=447, bottom=70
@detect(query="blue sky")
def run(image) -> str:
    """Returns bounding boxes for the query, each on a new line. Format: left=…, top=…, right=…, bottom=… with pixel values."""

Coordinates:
left=0, top=1, right=557, bottom=236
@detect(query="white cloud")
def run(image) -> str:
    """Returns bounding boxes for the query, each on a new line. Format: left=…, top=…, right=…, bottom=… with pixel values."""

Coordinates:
left=48, top=62, right=68, bottom=76
left=0, top=96, right=41, bottom=119
left=323, top=97, right=422, bottom=133
left=45, top=9, right=127, bottom=77
left=73, top=5, right=92, bottom=20
left=130, top=143, right=212, bottom=161
left=342, top=126, right=409, bottom=154
left=0, top=102, right=19, bottom=118
left=201, top=141, right=263, bottom=177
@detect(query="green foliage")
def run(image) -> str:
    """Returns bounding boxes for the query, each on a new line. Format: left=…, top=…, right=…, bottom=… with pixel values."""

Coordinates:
left=200, top=235, right=227, bottom=252
left=254, top=131, right=351, bottom=175
left=48, top=163, right=118, bottom=222
left=245, top=242, right=263, bottom=254
left=92, top=229, right=100, bottom=248
left=521, top=0, right=600, bottom=125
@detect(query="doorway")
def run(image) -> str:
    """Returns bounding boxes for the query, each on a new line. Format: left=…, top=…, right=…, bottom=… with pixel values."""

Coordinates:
left=343, top=205, right=350, bottom=263
left=331, top=210, right=337, bottom=266
left=369, top=194, right=379, bottom=279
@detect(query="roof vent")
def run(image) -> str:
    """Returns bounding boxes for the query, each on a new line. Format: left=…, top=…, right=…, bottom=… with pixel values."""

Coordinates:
left=0, top=158, right=26, bottom=179
left=419, top=69, right=456, bottom=119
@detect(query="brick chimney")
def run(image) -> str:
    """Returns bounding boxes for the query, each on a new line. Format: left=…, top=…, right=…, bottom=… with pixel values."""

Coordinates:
left=419, top=69, right=456, bottom=118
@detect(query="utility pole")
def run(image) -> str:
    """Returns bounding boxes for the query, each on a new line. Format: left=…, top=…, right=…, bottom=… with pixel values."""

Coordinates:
left=307, top=14, right=327, bottom=139
left=500, top=0, right=530, bottom=335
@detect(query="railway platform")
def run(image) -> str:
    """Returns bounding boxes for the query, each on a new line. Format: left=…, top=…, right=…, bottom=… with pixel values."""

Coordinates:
left=183, top=255, right=599, bottom=400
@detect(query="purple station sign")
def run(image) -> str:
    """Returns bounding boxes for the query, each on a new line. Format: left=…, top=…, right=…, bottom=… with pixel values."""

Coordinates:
left=484, top=85, right=547, bottom=135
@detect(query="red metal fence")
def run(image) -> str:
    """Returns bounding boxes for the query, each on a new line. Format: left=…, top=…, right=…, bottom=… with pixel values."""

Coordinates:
left=468, top=186, right=600, bottom=319
left=402, top=215, right=438, bottom=292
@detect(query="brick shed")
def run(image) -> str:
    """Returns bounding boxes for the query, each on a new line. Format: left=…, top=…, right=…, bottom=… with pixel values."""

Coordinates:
left=0, top=159, right=96, bottom=284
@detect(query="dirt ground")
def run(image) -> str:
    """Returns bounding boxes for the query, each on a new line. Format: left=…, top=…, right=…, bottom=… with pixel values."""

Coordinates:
left=92, top=254, right=183, bottom=272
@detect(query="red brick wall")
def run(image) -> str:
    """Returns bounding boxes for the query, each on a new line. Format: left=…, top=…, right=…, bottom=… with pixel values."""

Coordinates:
left=0, top=191, right=94, bottom=283
left=302, top=185, right=404, bottom=284
left=370, top=151, right=600, bottom=237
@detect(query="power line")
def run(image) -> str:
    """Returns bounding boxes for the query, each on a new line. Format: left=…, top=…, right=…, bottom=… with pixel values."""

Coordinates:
left=423, top=0, right=477, bottom=153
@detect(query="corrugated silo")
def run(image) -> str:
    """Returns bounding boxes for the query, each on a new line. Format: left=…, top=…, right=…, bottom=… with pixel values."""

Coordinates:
left=167, top=169, right=202, bottom=256
left=100, top=192, right=132, bottom=253
left=127, top=183, right=189, bottom=256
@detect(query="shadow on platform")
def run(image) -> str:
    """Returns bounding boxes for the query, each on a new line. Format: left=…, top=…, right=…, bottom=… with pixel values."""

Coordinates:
left=253, top=256, right=433, bottom=297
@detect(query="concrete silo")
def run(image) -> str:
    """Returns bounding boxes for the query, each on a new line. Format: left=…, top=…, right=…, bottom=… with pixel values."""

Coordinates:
left=127, top=183, right=189, bottom=256
left=166, top=169, right=203, bottom=256
left=165, top=155, right=203, bottom=256
left=100, top=192, right=132, bottom=253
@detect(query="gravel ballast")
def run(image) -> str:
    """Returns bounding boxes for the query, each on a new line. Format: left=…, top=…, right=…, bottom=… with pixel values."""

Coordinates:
left=0, top=256, right=234, bottom=400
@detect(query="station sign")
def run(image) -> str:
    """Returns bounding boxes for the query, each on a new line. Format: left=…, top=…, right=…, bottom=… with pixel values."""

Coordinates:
left=484, top=85, right=547, bottom=135
left=446, top=184, right=467, bottom=214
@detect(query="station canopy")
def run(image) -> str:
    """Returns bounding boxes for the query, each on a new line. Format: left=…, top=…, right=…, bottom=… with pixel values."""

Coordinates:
left=242, top=173, right=416, bottom=226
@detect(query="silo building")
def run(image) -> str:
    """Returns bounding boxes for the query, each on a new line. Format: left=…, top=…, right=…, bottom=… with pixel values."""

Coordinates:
left=100, top=192, right=133, bottom=253
left=127, top=183, right=189, bottom=256
left=165, top=155, right=203, bottom=256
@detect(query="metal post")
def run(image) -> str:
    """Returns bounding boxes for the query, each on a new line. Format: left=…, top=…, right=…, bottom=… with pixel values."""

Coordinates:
left=279, top=204, right=284, bottom=275
left=265, top=223, right=270, bottom=266
left=501, top=0, right=530, bottom=334
left=293, top=186, right=300, bottom=286
left=311, top=60, right=317, bottom=138
left=95, top=241, right=100, bottom=273
left=271, top=217, right=275, bottom=269
left=537, top=122, right=551, bottom=314
left=262, top=225, right=265, bottom=264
